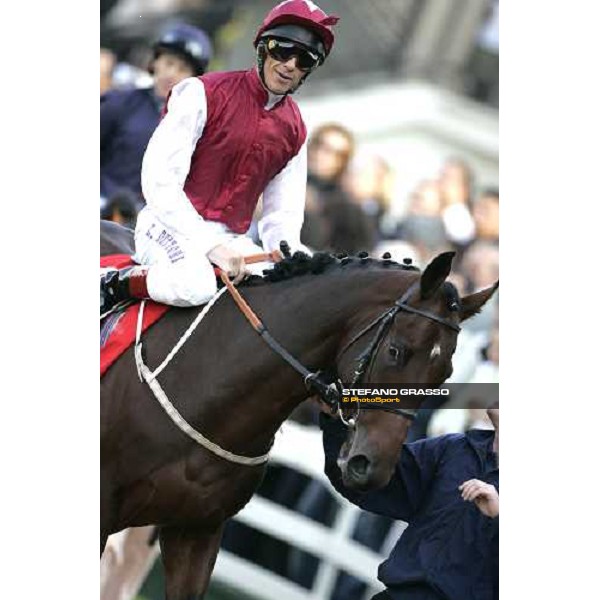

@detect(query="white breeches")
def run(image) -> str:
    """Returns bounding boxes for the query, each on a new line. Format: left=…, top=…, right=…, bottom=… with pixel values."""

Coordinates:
left=133, top=210, right=270, bottom=307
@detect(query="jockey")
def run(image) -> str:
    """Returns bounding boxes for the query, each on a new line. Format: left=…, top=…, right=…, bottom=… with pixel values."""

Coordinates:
left=101, top=0, right=339, bottom=312
left=101, top=22, right=213, bottom=211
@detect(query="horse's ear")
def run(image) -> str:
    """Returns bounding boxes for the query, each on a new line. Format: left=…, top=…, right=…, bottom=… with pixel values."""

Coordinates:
left=420, top=252, right=455, bottom=300
left=460, top=281, right=499, bottom=322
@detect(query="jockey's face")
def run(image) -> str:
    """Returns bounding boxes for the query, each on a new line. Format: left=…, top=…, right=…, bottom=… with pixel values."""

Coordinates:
left=152, top=52, right=195, bottom=99
left=263, top=53, right=305, bottom=95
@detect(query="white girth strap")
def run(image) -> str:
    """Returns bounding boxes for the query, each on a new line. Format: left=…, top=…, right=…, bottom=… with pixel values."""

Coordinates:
left=134, top=291, right=270, bottom=467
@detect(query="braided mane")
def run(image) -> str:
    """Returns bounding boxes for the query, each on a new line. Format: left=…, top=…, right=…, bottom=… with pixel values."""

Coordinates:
left=244, top=250, right=420, bottom=286
left=244, top=250, right=460, bottom=312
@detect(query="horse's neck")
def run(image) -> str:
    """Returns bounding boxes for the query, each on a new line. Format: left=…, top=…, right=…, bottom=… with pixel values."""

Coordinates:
left=250, top=269, right=393, bottom=355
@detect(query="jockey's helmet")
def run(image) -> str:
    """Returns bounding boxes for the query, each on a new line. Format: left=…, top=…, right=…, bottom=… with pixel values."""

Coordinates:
left=152, top=22, right=213, bottom=76
left=254, top=0, right=339, bottom=94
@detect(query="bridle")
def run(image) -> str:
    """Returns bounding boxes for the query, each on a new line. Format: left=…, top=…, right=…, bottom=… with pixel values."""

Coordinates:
left=333, top=281, right=460, bottom=428
left=223, top=275, right=460, bottom=429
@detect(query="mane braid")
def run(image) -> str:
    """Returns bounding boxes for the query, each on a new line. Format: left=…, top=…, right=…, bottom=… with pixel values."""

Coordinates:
left=241, top=251, right=420, bottom=287
left=261, top=251, right=337, bottom=282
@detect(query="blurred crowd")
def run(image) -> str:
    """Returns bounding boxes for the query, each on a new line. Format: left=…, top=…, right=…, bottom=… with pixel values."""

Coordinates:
left=102, top=24, right=498, bottom=600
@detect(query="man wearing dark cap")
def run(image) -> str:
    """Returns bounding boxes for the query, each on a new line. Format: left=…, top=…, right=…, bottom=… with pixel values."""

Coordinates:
left=101, top=22, right=213, bottom=217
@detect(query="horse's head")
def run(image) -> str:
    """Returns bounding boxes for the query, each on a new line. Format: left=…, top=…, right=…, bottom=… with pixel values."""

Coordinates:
left=334, top=251, right=498, bottom=491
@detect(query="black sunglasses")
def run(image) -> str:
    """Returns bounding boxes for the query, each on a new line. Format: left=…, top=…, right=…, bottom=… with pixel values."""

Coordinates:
left=265, top=38, right=321, bottom=71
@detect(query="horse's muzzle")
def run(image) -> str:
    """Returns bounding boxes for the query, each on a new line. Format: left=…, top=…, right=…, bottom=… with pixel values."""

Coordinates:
left=343, top=454, right=373, bottom=490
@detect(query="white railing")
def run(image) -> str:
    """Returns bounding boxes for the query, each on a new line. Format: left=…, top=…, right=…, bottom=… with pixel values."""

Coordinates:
left=212, top=421, right=407, bottom=600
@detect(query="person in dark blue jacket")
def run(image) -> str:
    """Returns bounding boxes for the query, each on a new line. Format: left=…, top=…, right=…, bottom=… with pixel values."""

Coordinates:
left=320, top=407, right=499, bottom=600
left=100, top=22, right=213, bottom=214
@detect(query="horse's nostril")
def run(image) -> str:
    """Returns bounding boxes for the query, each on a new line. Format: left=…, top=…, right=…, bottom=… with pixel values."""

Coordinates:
left=348, top=455, right=370, bottom=478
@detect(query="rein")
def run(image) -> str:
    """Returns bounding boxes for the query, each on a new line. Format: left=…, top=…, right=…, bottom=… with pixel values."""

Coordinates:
left=219, top=272, right=341, bottom=407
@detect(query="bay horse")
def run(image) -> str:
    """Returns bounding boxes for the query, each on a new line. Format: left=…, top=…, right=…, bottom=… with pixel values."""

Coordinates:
left=100, top=221, right=497, bottom=599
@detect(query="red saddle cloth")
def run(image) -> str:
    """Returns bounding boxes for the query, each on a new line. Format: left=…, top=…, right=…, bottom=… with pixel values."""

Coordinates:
left=100, top=255, right=169, bottom=378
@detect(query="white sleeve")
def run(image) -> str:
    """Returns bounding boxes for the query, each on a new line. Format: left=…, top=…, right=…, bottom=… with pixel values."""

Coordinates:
left=258, top=139, right=311, bottom=254
left=141, top=77, right=222, bottom=253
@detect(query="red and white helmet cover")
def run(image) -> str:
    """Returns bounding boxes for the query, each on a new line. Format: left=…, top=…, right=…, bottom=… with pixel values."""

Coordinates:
left=254, top=0, right=340, bottom=57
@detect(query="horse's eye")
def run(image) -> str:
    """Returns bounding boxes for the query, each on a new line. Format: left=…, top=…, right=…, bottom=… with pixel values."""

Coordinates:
left=389, top=344, right=413, bottom=367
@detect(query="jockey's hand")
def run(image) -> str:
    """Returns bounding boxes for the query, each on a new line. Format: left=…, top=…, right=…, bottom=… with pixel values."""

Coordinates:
left=459, top=479, right=499, bottom=518
left=207, top=245, right=250, bottom=285
left=271, top=248, right=285, bottom=263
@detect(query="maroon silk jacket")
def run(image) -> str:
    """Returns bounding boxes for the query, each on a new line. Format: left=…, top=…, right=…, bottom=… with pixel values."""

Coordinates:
left=162, top=68, right=307, bottom=234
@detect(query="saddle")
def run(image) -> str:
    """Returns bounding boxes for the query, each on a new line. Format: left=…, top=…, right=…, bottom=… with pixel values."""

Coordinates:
left=100, top=249, right=284, bottom=377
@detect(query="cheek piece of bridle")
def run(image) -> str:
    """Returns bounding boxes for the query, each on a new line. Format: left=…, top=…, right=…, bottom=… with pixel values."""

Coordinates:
left=221, top=275, right=460, bottom=429
left=334, top=281, right=460, bottom=427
